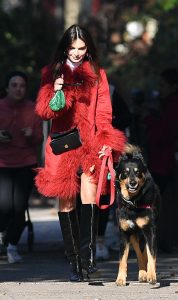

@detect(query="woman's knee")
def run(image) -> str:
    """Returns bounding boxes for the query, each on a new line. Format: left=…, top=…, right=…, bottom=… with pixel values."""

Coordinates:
left=80, top=173, right=97, bottom=204
left=58, top=198, right=76, bottom=212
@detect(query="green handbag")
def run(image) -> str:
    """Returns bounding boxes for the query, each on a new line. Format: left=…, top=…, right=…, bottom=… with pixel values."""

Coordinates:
left=49, top=90, right=66, bottom=111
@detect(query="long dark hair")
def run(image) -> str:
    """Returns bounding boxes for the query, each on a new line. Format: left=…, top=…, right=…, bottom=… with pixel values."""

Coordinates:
left=52, top=24, right=100, bottom=79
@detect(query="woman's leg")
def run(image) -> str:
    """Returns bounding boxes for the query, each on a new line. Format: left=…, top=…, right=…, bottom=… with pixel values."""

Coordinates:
left=58, top=198, right=83, bottom=282
left=5, top=167, right=34, bottom=263
left=0, top=168, right=13, bottom=245
left=80, top=173, right=99, bottom=274
left=80, top=173, right=97, bottom=205
left=58, top=199, right=75, bottom=212
left=6, top=167, right=34, bottom=246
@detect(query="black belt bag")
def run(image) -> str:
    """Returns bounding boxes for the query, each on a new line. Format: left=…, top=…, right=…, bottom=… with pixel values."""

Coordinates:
left=50, top=128, right=82, bottom=155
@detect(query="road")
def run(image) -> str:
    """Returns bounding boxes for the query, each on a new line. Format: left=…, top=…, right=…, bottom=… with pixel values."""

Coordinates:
left=0, top=204, right=178, bottom=299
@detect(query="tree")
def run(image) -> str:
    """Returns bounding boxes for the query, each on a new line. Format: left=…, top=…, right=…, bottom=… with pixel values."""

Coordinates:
left=0, top=0, right=64, bottom=98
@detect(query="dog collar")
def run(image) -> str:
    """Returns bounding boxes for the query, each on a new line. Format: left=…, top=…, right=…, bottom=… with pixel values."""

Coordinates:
left=118, top=193, right=152, bottom=210
left=119, top=195, right=136, bottom=208
left=136, top=204, right=151, bottom=209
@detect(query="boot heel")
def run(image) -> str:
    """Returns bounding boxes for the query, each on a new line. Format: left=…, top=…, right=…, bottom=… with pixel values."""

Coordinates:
left=82, top=260, right=98, bottom=274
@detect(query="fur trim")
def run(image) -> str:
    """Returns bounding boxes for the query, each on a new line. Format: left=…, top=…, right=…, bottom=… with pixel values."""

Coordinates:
left=82, top=128, right=126, bottom=182
left=35, top=148, right=81, bottom=200
left=61, top=62, right=97, bottom=108
left=35, top=83, right=56, bottom=120
left=35, top=62, right=97, bottom=120
left=94, top=128, right=126, bottom=154
left=35, top=169, right=80, bottom=200
left=83, top=128, right=126, bottom=165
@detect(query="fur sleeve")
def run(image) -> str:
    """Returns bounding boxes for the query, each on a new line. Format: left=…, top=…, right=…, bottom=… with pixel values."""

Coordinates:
left=82, top=127, right=126, bottom=178
left=35, top=65, right=74, bottom=120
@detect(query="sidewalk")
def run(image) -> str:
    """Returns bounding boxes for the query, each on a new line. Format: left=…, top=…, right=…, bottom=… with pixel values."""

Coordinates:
left=0, top=203, right=178, bottom=300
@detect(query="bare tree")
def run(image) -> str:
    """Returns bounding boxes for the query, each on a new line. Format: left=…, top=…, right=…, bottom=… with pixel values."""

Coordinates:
left=64, top=0, right=83, bottom=29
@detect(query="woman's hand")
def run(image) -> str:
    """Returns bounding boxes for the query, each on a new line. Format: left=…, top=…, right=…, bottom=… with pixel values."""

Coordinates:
left=98, top=145, right=112, bottom=159
left=54, top=75, right=64, bottom=92
left=0, top=130, right=12, bottom=143
left=21, top=127, right=32, bottom=137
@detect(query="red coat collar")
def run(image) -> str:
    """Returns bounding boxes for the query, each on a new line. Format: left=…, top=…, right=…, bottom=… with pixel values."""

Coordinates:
left=61, top=61, right=97, bottom=91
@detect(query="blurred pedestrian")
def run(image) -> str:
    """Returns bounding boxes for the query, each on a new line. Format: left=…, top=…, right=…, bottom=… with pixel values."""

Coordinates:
left=0, top=71, right=43, bottom=263
left=109, top=82, right=131, bottom=133
left=144, top=67, right=178, bottom=252
left=129, top=88, right=146, bottom=148
left=35, top=24, right=126, bottom=282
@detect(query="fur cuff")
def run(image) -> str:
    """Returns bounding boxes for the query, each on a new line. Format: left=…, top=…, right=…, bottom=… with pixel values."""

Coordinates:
left=82, top=128, right=126, bottom=182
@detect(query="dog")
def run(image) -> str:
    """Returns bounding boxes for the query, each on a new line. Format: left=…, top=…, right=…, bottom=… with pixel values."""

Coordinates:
left=115, top=143, right=160, bottom=286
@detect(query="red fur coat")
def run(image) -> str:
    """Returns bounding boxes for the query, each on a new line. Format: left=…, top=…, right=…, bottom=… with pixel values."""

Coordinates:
left=35, top=61, right=126, bottom=200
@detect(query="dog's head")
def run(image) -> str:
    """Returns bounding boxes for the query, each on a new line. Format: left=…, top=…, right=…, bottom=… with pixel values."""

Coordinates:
left=115, top=144, right=147, bottom=198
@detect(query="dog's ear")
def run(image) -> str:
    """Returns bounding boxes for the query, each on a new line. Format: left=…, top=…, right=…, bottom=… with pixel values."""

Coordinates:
left=115, top=153, right=128, bottom=171
left=133, top=151, right=147, bottom=172
left=132, top=151, right=144, bottom=161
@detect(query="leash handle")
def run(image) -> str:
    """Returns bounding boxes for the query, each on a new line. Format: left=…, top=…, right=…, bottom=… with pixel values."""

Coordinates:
left=96, top=147, right=115, bottom=209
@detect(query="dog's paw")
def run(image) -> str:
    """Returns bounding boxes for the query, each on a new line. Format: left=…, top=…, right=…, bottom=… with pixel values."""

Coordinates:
left=138, top=270, right=147, bottom=282
left=116, top=274, right=127, bottom=286
left=147, top=271, right=157, bottom=284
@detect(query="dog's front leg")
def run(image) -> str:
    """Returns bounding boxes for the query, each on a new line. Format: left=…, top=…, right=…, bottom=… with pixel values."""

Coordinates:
left=130, top=235, right=147, bottom=282
left=116, top=231, right=130, bottom=286
left=143, top=226, right=157, bottom=284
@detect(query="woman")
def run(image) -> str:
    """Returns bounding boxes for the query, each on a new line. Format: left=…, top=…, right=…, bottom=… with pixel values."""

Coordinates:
left=0, top=71, right=43, bottom=263
left=35, top=24, right=126, bottom=282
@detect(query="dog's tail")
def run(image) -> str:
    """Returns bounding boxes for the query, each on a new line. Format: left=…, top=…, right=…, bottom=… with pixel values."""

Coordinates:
left=124, top=143, right=141, bottom=155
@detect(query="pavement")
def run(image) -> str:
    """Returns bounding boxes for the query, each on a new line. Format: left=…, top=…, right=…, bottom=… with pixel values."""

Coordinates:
left=0, top=198, right=178, bottom=300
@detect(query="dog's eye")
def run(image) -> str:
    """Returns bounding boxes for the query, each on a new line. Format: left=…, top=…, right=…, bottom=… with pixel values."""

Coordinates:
left=135, top=170, right=142, bottom=178
left=124, top=168, right=129, bottom=176
left=134, top=168, right=141, bottom=175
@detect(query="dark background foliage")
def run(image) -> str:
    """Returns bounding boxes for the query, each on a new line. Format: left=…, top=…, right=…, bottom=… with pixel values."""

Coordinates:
left=0, top=0, right=63, bottom=99
left=0, top=0, right=178, bottom=101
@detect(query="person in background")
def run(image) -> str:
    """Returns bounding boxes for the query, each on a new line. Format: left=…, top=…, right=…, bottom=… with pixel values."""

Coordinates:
left=129, top=88, right=146, bottom=148
left=109, top=83, right=131, bottom=133
left=0, top=71, right=43, bottom=263
left=96, top=83, right=131, bottom=260
left=35, top=24, right=126, bottom=282
left=144, top=68, right=178, bottom=252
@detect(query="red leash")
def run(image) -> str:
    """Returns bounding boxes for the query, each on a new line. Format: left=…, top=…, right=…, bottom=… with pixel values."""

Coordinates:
left=96, top=147, right=115, bottom=209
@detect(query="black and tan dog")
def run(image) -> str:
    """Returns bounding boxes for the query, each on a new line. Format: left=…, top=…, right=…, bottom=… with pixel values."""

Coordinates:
left=115, top=144, right=160, bottom=286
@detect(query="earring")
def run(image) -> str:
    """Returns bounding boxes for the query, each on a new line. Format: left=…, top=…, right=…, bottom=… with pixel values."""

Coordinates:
left=86, top=53, right=91, bottom=60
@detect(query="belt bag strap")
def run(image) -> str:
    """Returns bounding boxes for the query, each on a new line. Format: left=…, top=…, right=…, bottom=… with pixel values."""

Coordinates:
left=96, top=148, right=115, bottom=209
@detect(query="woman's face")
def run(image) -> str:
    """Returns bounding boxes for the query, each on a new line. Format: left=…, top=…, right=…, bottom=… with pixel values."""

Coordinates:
left=6, top=76, right=27, bottom=103
left=67, top=38, right=87, bottom=63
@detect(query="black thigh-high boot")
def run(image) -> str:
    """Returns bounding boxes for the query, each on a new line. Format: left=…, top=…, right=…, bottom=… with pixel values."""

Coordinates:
left=80, top=204, right=99, bottom=275
left=58, top=210, right=83, bottom=282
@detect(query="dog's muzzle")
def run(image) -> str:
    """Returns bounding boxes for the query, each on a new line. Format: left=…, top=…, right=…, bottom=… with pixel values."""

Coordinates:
left=127, top=180, right=139, bottom=193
